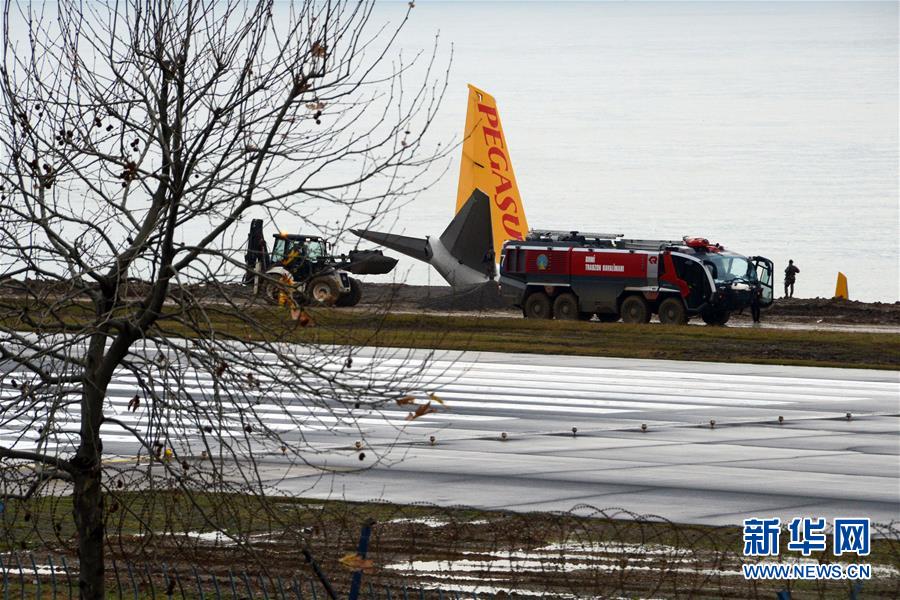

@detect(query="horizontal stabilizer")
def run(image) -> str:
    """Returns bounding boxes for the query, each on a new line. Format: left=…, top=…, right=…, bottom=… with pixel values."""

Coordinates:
left=350, top=229, right=430, bottom=263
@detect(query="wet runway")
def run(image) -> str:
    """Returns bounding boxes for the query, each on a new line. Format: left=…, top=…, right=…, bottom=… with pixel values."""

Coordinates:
left=280, top=349, right=900, bottom=526
left=2, top=342, right=898, bottom=526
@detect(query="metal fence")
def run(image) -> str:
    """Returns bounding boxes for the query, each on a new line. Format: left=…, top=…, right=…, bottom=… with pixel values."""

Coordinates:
left=0, top=550, right=883, bottom=600
left=5, top=551, right=438, bottom=600
left=2, top=499, right=898, bottom=599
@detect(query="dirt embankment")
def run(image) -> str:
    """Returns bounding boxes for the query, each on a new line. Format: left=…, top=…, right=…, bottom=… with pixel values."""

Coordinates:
left=763, top=296, right=900, bottom=325
left=359, top=282, right=900, bottom=325
left=3, top=278, right=898, bottom=326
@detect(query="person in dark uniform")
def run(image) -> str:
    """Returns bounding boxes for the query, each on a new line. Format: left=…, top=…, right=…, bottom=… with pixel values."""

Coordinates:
left=784, top=259, right=799, bottom=298
left=750, top=286, right=762, bottom=323
left=482, top=246, right=496, bottom=280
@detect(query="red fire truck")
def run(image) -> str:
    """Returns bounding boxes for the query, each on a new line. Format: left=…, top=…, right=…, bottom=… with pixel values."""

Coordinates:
left=499, top=230, right=774, bottom=325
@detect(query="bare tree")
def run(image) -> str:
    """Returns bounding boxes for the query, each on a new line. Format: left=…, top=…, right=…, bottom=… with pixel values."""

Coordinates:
left=0, top=0, right=447, bottom=596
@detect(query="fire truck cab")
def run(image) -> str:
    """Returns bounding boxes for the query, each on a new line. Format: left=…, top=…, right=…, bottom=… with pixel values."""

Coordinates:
left=499, top=230, right=774, bottom=325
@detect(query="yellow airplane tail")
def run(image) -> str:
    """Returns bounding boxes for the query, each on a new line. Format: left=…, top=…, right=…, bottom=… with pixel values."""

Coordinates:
left=456, top=84, right=529, bottom=261
left=352, top=85, right=528, bottom=287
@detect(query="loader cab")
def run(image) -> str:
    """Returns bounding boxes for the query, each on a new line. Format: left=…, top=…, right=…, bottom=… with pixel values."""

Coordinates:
left=271, top=234, right=328, bottom=266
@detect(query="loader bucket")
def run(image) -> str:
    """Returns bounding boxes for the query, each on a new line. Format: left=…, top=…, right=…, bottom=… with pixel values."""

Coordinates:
left=343, top=250, right=399, bottom=275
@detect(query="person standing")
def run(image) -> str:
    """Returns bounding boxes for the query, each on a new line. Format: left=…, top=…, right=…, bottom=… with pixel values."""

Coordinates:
left=750, top=286, right=762, bottom=323
left=784, top=259, right=799, bottom=298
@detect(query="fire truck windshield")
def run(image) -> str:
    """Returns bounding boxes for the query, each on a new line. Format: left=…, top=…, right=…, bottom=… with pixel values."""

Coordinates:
left=703, top=254, right=754, bottom=283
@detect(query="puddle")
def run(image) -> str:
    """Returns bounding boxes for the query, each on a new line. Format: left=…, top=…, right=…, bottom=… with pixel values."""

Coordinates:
left=388, top=517, right=450, bottom=528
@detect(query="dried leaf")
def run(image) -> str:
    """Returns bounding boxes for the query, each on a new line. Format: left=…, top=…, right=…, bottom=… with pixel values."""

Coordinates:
left=395, top=395, right=416, bottom=406
left=428, top=392, right=445, bottom=406
left=291, top=309, right=314, bottom=327
left=405, top=401, right=437, bottom=421
left=311, top=41, right=327, bottom=58
left=339, top=553, right=374, bottom=571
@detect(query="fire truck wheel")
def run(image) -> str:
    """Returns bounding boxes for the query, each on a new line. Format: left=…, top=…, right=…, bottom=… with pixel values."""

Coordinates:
left=309, top=277, right=339, bottom=306
left=658, top=297, right=688, bottom=325
left=701, top=309, right=730, bottom=326
left=620, top=295, right=650, bottom=324
left=553, top=293, right=579, bottom=320
left=523, top=292, right=553, bottom=319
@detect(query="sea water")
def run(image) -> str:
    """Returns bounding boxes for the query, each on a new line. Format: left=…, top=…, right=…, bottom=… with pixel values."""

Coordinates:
left=337, top=1, right=898, bottom=302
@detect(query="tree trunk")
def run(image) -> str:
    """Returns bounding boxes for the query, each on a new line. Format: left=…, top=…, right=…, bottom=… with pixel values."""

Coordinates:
left=72, top=463, right=105, bottom=599
left=74, top=335, right=111, bottom=600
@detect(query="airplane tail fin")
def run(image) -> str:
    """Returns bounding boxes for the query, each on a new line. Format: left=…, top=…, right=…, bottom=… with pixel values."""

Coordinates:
left=456, top=84, right=529, bottom=260
left=440, top=188, right=493, bottom=272
left=351, top=85, right=528, bottom=287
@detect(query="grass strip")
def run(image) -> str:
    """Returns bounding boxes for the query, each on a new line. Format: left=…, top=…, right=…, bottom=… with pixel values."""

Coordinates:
left=3, top=299, right=899, bottom=369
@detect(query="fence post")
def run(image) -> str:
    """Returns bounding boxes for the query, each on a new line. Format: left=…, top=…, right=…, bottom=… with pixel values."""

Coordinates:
left=144, top=562, right=156, bottom=598
left=211, top=572, right=221, bottom=600
left=59, top=555, right=72, bottom=600
left=175, top=568, right=186, bottom=598
left=227, top=569, right=237, bottom=600
left=0, top=553, right=7, bottom=600
left=47, top=555, right=57, bottom=600
left=241, top=570, right=253, bottom=599
left=14, top=553, right=24, bottom=600
left=162, top=562, right=173, bottom=598
left=111, top=557, right=123, bottom=599
left=348, top=519, right=375, bottom=600
left=258, top=572, right=270, bottom=600
left=126, top=560, right=138, bottom=599
left=192, top=564, right=205, bottom=600
left=28, top=553, right=39, bottom=599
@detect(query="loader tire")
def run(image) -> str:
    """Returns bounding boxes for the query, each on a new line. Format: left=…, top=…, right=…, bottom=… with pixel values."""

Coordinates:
left=260, top=273, right=291, bottom=306
left=620, top=295, right=650, bottom=324
left=308, top=277, right=339, bottom=306
left=553, top=293, right=579, bottom=320
left=658, top=297, right=688, bottom=326
left=335, top=278, right=363, bottom=307
left=523, top=292, right=552, bottom=319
